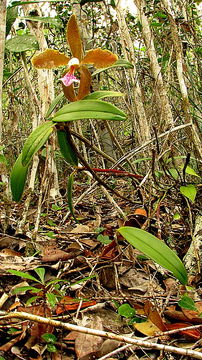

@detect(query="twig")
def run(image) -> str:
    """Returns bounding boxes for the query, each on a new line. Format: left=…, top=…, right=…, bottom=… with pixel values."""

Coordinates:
left=114, top=123, right=193, bottom=167
left=0, top=311, right=202, bottom=359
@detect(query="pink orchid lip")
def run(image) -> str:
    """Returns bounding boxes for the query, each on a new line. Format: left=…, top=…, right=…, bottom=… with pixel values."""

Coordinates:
left=60, top=72, right=80, bottom=87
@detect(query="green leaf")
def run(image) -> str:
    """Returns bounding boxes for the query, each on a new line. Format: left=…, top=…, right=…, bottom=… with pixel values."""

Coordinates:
left=97, top=234, right=111, bottom=244
left=118, top=304, right=136, bottom=318
left=10, top=154, right=29, bottom=202
left=0, top=154, right=8, bottom=165
left=45, top=92, right=64, bottom=118
left=45, top=231, right=56, bottom=239
left=19, top=16, right=62, bottom=26
left=26, top=296, right=41, bottom=305
left=22, top=121, right=55, bottom=166
left=117, top=227, right=188, bottom=285
left=6, top=6, right=18, bottom=37
left=34, top=267, right=45, bottom=285
left=51, top=204, right=62, bottom=211
left=7, top=269, right=41, bottom=283
left=178, top=295, right=198, bottom=311
left=10, top=0, right=69, bottom=7
left=84, top=91, right=124, bottom=100
left=53, top=100, right=126, bottom=122
left=92, top=59, right=134, bottom=76
left=180, top=184, right=197, bottom=203
left=67, top=173, right=78, bottom=223
left=167, top=168, right=178, bottom=180
left=6, top=34, right=39, bottom=52
left=46, top=292, right=58, bottom=308
left=12, top=286, right=40, bottom=294
left=57, top=129, right=78, bottom=166
left=46, top=278, right=65, bottom=287
left=41, top=333, right=57, bottom=343
left=47, top=344, right=57, bottom=353
left=182, top=165, right=200, bottom=177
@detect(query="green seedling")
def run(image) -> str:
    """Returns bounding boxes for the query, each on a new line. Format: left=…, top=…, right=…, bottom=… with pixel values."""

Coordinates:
left=118, top=303, right=145, bottom=324
left=41, top=333, right=57, bottom=353
left=7, top=267, right=64, bottom=308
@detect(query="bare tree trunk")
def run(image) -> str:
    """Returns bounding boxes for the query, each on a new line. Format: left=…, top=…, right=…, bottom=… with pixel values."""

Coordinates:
left=162, top=0, right=202, bottom=158
left=0, top=1, right=10, bottom=232
left=115, top=0, right=150, bottom=144
left=0, top=0, right=7, bottom=145
left=134, top=0, right=174, bottom=131
left=22, top=3, right=60, bottom=200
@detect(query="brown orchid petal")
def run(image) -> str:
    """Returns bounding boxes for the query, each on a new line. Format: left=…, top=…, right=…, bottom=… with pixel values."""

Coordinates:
left=67, top=14, right=83, bottom=61
left=32, top=49, right=69, bottom=69
left=62, top=82, right=77, bottom=102
left=61, top=69, right=77, bottom=101
left=81, top=48, right=118, bottom=68
left=76, top=66, right=92, bottom=100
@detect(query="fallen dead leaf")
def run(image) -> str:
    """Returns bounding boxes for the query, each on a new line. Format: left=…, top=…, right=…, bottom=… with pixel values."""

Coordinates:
left=75, top=316, right=104, bottom=360
left=144, top=300, right=166, bottom=331
left=165, top=323, right=201, bottom=340
left=134, top=319, right=161, bottom=337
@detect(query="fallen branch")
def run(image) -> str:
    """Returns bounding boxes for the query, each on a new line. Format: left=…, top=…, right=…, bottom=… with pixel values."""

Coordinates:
left=0, top=311, right=202, bottom=359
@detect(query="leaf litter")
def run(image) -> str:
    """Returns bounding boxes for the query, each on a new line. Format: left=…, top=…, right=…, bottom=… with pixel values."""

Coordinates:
left=0, top=184, right=202, bottom=359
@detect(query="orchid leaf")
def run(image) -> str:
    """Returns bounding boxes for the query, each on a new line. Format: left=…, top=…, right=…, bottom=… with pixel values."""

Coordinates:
left=19, top=16, right=62, bottom=26
left=10, top=153, right=29, bottom=202
left=6, top=6, right=18, bottom=37
left=46, top=92, right=64, bottom=118
left=84, top=91, right=124, bottom=100
left=57, top=129, right=78, bottom=166
left=6, top=34, right=39, bottom=52
left=92, top=59, right=133, bottom=76
left=118, top=227, right=188, bottom=285
left=53, top=99, right=126, bottom=122
left=22, top=121, right=55, bottom=166
left=10, top=0, right=68, bottom=7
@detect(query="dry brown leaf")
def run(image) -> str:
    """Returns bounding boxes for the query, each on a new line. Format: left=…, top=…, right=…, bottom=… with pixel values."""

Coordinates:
left=144, top=300, right=166, bottom=331
left=71, top=224, right=90, bottom=233
left=41, top=245, right=75, bottom=262
left=134, top=319, right=161, bottom=336
left=75, top=316, right=104, bottom=360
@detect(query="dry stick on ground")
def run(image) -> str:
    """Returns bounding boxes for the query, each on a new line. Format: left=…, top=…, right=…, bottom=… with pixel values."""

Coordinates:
left=97, top=323, right=202, bottom=360
left=0, top=311, right=202, bottom=359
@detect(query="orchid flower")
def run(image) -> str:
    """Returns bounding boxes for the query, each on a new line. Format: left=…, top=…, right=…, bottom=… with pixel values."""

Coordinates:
left=32, top=15, right=118, bottom=102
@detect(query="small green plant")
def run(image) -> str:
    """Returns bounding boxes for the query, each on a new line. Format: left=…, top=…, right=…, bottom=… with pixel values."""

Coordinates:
left=118, top=303, right=145, bottom=324
left=180, top=184, right=197, bottom=203
left=41, top=333, right=57, bottom=353
left=178, top=294, right=198, bottom=312
left=7, top=267, right=64, bottom=307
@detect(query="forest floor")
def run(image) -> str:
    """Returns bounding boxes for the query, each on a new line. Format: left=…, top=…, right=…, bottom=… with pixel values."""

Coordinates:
left=0, top=179, right=202, bottom=360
